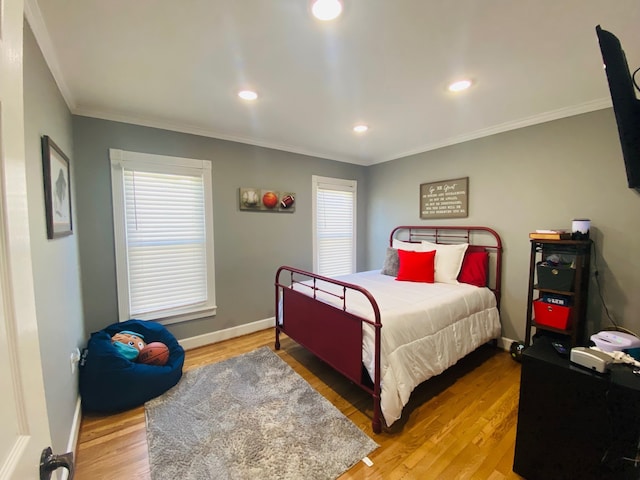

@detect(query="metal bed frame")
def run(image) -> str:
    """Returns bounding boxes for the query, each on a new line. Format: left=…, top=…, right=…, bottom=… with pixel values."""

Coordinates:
left=274, top=225, right=503, bottom=433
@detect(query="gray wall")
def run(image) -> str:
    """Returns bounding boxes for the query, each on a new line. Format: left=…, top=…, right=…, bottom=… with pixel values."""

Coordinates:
left=23, top=21, right=86, bottom=457
left=74, top=108, right=640, bottom=345
left=366, top=109, right=640, bottom=342
left=72, top=117, right=368, bottom=338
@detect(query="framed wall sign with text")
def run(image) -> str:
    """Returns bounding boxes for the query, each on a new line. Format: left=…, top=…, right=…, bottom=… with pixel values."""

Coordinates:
left=420, top=177, right=468, bottom=219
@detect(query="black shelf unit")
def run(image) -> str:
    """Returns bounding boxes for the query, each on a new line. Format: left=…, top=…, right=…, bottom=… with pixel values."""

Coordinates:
left=524, top=238, right=592, bottom=347
left=513, top=337, right=640, bottom=479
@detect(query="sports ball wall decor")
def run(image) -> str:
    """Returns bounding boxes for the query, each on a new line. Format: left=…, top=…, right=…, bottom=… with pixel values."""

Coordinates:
left=239, top=187, right=296, bottom=213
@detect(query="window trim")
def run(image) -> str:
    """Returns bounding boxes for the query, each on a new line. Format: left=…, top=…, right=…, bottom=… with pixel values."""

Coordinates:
left=312, top=175, right=357, bottom=276
left=110, top=148, right=216, bottom=325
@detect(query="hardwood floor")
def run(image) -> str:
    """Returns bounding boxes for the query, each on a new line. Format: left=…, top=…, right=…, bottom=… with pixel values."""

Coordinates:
left=75, top=328, right=525, bottom=479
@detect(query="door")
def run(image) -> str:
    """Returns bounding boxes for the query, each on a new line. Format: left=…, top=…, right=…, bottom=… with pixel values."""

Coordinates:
left=0, top=0, right=53, bottom=478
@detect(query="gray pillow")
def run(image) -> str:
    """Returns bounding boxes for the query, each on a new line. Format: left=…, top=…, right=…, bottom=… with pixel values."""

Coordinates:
left=381, top=247, right=399, bottom=276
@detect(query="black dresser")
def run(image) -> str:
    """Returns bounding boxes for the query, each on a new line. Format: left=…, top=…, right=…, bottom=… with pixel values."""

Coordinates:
left=513, top=336, right=640, bottom=480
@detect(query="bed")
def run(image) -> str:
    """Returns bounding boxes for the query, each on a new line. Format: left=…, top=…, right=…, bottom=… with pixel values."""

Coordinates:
left=274, top=225, right=502, bottom=433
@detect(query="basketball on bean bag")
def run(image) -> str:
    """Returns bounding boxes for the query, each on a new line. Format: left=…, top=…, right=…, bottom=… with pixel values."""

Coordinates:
left=138, top=342, right=170, bottom=366
left=79, top=319, right=185, bottom=413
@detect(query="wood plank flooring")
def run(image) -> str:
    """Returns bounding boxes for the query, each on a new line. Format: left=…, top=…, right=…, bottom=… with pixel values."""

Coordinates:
left=75, top=328, right=525, bottom=479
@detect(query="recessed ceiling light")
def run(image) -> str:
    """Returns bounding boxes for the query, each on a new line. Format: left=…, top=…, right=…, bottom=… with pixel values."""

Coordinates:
left=353, top=124, right=368, bottom=133
left=238, top=90, right=258, bottom=101
left=312, top=0, right=343, bottom=21
left=448, top=80, right=472, bottom=92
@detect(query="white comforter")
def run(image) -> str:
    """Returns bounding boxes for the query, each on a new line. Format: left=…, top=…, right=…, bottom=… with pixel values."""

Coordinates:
left=290, top=270, right=501, bottom=427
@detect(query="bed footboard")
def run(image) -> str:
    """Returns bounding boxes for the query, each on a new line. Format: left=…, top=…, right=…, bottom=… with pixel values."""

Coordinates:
left=274, top=266, right=383, bottom=433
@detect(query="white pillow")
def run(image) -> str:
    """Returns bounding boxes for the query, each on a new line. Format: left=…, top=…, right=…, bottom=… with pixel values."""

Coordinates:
left=392, top=239, right=424, bottom=252
left=421, top=241, right=469, bottom=284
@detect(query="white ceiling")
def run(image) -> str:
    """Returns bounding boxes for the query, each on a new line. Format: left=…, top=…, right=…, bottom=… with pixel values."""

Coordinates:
left=27, top=1, right=640, bottom=166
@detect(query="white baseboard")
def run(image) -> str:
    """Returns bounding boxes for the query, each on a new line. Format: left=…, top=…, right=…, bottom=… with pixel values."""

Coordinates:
left=179, top=317, right=274, bottom=351
left=497, top=336, right=518, bottom=351
left=61, top=396, right=82, bottom=480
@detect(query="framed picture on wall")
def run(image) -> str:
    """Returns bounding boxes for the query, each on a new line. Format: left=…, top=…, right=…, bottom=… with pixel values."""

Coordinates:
left=239, top=187, right=296, bottom=213
left=41, top=135, right=73, bottom=239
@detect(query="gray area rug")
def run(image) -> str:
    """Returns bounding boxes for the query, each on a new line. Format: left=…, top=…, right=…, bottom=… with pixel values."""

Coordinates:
left=145, top=346, right=378, bottom=480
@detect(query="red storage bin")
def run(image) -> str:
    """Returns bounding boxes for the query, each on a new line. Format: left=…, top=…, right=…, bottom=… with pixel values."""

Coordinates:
left=533, top=299, right=572, bottom=329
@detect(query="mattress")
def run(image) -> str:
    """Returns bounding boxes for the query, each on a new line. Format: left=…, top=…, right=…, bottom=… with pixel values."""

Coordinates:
left=289, top=270, right=501, bottom=426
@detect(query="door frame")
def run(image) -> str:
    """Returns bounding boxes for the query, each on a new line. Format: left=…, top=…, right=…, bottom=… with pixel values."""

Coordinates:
left=0, top=0, right=53, bottom=478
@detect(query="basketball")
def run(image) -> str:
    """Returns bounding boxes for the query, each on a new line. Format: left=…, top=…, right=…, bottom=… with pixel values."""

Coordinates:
left=262, top=191, right=278, bottom=209
left=138, top=342, right=170, bottom=366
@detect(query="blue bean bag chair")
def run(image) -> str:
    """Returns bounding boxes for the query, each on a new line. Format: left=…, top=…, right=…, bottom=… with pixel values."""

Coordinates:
left=79, top=319, right=185, bottom=413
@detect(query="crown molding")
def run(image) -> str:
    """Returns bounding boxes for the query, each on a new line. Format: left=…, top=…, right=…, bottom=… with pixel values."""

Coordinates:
left=75, top=98, right=611, bottom=168
left=375, top=98, right=612, bottom=165
left=24, top=0, right=76, bottom=111
left=72, top=106, right=373, bottom=166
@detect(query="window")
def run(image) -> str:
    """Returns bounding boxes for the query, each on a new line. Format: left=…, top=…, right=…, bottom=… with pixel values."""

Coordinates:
left=110, top=149, right=216, bottom=324
left=312, top=175, right=357, bottom=277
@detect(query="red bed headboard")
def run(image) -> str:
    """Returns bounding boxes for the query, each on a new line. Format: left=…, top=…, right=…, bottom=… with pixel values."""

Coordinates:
left=389, top=225, right=503, bottom=309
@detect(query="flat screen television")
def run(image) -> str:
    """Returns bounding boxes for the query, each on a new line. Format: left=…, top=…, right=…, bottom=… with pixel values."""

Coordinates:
left=595, top=25, right=640, bottom=191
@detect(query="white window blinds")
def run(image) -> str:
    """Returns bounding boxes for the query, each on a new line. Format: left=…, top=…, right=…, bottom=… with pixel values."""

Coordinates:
left=313, top=176, right=357, bottom=277
left=110, top=149, right=216, bottom=324
left=124, top=169, right=207, bottom=315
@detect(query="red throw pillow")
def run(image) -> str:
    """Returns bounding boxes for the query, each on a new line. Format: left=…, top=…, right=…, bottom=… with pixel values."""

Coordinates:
left=458, top=251, right=489, bottom=287
left=396, top=249, right=436, bottom=283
